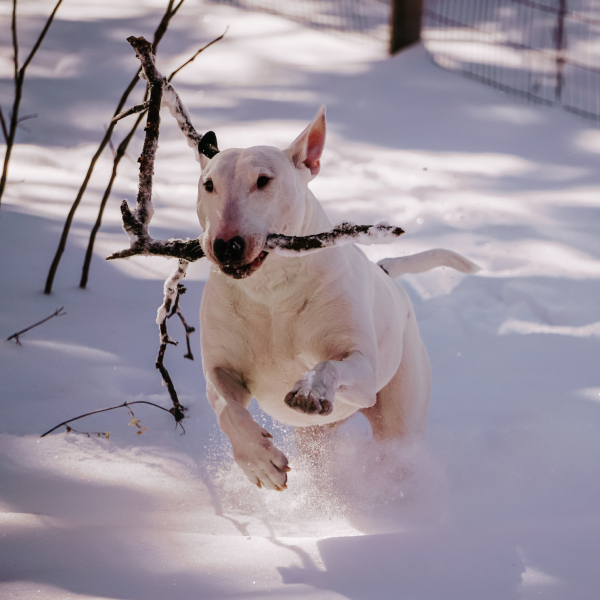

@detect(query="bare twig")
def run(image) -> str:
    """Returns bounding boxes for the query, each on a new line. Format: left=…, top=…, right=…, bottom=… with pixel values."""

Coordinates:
left=0, top=105, right=8, bottom=142
left=44, top=0, right=185, bottom=295
left=111, top=101, right=150, bottom=123
left=264, top=222, right=405, bottom=255
left=155, top=259, right=189, bottom=421
left=15, top=114, right=37, bottom=134
left=6, top=307, right=66, bottom=346
left=79, top=30, right=226, bottom=289
left=109, top=26, right=227, bottom=127
left=16, top=113, right=38, bottom=123
left=169, top=284, right=195, bottom=360
left=12, top=0, right=19, bottom=83
left=167, top=27, right=228, bottom=82
left=40, top=400, right=180, bottom=438
left=106, top=236, right=204, bottom=261
left=110, top=35, right=193, bottom=424
left=79, top=110, right=147, bottom=289
left=105, top=125, right=116, bottom=159
left=106, top=222, right=405, bottom=263
left=0, top=0, right=63, bottom=206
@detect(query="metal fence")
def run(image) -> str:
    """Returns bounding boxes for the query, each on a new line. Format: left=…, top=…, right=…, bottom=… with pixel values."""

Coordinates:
left=208, top=0, right=600, bottom=123
left=422, top=0, right=600, bottom=123
left=208, top=0, right=391, bottom=41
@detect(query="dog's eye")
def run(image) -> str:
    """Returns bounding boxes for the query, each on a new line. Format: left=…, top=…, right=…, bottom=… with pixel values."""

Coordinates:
left=257, top=176, right=270, bottom=189
left=204, top=179, right=214, bottom=193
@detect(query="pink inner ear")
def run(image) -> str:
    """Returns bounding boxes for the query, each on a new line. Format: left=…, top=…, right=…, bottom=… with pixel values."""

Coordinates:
left=303, top=117, right=325, bottom=175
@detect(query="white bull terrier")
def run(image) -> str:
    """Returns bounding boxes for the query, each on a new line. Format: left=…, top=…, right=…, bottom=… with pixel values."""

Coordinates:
left=196, top=106, right=478, bottom=491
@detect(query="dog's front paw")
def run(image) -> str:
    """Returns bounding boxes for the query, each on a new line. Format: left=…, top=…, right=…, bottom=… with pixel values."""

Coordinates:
left=285, top=369, right=334, bottom=416
left=233, top=428, right=290, bottom=491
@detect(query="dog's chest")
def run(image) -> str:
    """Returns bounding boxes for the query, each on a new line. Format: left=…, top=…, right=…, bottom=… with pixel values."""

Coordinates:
left=225, top=284, right=317, bottom=382
left=242, top=294, right=313, bottom=374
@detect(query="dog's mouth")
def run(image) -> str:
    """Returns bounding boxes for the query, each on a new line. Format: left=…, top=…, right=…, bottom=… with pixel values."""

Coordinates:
left=220, top=250, right=268, bottom=279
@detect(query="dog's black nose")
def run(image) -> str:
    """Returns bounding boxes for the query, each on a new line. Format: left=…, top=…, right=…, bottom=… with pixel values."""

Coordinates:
left=213, top=236, right=246, bottom=264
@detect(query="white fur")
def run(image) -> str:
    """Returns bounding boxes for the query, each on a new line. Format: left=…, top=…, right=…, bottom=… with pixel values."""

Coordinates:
left=197, top=106, right=478, bottom=490
left=378, top=249, right=481, bottom=278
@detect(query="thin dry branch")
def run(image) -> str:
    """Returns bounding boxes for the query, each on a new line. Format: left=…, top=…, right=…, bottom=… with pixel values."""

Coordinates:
left=0, top=106, right=8, bottom=142
left=169, top=284, right=195, bottom=360
left=155, top=260, right=189, bottom=421
left=265, top=222, right=405, bottom=255
left=12, top=0, right=19, bottom=82
left=79, top=110, right=147, bottom=289
left=106, top=222, right=405, bottom=263
left=111, top=101, right=150, bottom=123
left=44, top=0, right=185, bottom=295
left=40, top=400, right=180, bottom=438
left=110, top=35, right=193, bottom=425
left=0, top=0, right=63, bottom=206
left=79, top=29, right=226, bottom=290
left=167, top=27, right=228, bottom=82
left=106, top=236, right=204, bottom=261
left=6, top=307, right=66, bottom=346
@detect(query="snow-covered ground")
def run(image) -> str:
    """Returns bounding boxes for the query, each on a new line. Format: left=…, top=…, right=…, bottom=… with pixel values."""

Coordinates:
left=1, top=1, right=600, bottom=598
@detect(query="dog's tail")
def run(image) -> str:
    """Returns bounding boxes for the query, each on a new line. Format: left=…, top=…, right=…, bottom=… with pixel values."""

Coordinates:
left=377, top=249, right=481, bottom=278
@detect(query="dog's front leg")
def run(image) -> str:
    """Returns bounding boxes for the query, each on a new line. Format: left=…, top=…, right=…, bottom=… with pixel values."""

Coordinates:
left=207, top=367, right=290, bottom=490
left=285, top=352, right=377, bottom=416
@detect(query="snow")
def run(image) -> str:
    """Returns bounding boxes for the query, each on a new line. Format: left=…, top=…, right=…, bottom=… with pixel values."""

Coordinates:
left=1, top=1, right=600, bottom=599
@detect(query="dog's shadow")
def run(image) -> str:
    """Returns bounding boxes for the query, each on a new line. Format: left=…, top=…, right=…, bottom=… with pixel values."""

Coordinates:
left=278, top=531, right=524, bottom=600
left=272, top=424, right=524, bottom=600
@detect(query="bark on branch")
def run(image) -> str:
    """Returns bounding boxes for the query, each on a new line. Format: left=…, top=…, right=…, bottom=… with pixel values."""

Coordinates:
left=79, top=31, right=225, bottom=289
left=45, top=0, right=186, bottom=294
left=6, top=307, right=66, bottom=345
left=109, top=35, right=199, bottom=427
left=105, top=222, right=404, bottom=262
left=0, top=0, right=63, bottom=206
left=41, top=400, right=180, bottom=438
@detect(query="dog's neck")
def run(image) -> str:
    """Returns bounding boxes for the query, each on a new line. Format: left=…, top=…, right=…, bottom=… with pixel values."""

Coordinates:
left=298, top=187, right=333, bottom=235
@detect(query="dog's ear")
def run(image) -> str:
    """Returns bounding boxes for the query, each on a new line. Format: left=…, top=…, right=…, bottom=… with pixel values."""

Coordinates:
left=198, top=131, right=219, bottom=169
left=285, top=105, right=326, bottom=178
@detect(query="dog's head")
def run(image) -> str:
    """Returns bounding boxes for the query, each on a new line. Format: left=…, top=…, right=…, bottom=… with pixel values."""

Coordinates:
left=196, top=105, right=326, bottom=279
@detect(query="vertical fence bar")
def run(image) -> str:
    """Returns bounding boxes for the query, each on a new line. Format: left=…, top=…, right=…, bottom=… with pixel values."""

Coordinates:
left=390, top=0, right=424, bottom=53
left=555, top=0, right=567, bottom=102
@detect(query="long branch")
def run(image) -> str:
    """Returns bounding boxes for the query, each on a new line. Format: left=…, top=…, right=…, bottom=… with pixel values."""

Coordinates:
left=79, top=111, right=146, bottom=289
left=155, top=259, right=189, bottom=422
left=44, top=0, right=184, bottom=295
left=0, top=105, right=8, bottom=141
left=6, top=307, right=66, bottom=345
left=115, top=35, right=191, bottom=424
left=0, top=0, right=63, bottom=206
left=21, top=0, right=64, bottom=73
left=12, top=0, right=19, bottom=83
left=167, top=27, right=228, bottom=82
left=106, top=222, right=405, bottom=262
left=40, top=400, right=176, bottom=438
left=79, top=30, right=227, bottom=289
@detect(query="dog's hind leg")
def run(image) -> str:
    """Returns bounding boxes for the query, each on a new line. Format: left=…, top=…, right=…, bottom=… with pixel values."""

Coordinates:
left=361, top=311, right=431, bottom=440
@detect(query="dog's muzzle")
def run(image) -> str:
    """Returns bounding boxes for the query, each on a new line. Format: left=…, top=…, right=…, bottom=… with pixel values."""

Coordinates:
left=213, top=236, right=268, bottom=279
left=213, top=236, right=245, bottom=264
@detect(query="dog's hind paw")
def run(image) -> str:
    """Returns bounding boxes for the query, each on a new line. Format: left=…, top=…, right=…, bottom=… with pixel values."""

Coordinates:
left=285, top=369, right=334, bottom=416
